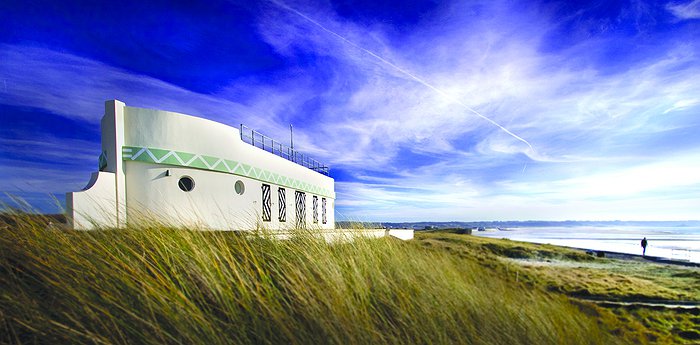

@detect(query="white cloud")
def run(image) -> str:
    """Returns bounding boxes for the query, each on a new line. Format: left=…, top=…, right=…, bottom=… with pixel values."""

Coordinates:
left=663, top=99, right=699, bottom=113
left=256, top=1, right=700, bottom=220
left=3, top=0, right=700, bottom=220
left=0, top=44, right=255, bottom=125
left=667, top=0, right=700, bottom=20
left=255, top=0, right=700, bottom=169
left=500, top=151, right=700, bottom=199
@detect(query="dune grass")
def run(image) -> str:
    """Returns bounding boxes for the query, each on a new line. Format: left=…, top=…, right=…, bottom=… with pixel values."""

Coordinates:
left=0, top=214, right=625, bottom=344
left=417, top=231, right=699, bottom=301
left=606, top=306, right=700, bottom=343
left=416, top=230, right=700, bottom=344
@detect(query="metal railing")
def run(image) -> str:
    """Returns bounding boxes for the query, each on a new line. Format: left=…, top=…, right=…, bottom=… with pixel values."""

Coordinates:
left=239, top=124, right=329, bottom=176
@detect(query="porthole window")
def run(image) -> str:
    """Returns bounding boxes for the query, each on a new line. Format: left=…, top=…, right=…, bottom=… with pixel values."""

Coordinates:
left=178, top=176, right=195, bottom=192
left=235, top=180, right=245, bottom=195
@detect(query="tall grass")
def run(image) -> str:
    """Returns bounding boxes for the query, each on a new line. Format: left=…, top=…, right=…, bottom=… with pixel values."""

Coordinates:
left=1, top=214, right=616, bottom=344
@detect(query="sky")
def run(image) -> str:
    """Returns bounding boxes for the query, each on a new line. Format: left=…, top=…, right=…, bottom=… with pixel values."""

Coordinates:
left=1, top=0, right=699, bottom=221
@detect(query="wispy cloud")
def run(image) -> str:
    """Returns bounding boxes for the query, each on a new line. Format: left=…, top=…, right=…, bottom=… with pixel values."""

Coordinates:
left=253, top=0, right=700, bottom=220
left=255, top=0, right=700, bottom=163
left=0, top=44, right=250, bottom=124
left=667, top=0, right=700, bottom=20
left=2, top=0, right=700, bottom=220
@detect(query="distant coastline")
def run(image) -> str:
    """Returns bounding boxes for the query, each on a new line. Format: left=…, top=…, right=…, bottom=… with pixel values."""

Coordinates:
left=350, top=220, right=700, bottom=230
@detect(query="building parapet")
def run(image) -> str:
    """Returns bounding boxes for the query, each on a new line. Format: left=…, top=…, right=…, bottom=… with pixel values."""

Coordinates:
left=240, top=124, right=329, bottom=176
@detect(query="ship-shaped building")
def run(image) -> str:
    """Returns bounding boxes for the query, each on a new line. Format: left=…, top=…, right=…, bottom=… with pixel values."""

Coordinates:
left=67, top=100, right=335, bottom=231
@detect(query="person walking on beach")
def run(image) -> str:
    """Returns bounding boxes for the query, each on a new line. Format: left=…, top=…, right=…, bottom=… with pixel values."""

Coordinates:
left=641, top=237, right=648, bottom=256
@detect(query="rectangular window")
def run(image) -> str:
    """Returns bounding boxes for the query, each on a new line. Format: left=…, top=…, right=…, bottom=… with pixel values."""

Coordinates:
left=261, top=184, right=271, bottom=222
left=278, top=188, right=286, bottom=222
left=295, top=191, right=306, bottom=229
left=313, top=196, right=318, bottom=224
left=322, top=198, right=327, bottom=224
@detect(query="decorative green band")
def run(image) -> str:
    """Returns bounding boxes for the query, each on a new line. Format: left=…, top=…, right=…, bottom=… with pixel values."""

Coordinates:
left=121, top=146, right=334, bottom=198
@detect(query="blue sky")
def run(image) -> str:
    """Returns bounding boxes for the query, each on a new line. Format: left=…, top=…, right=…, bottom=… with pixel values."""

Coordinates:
left=1, top=0, right=699, bottom=221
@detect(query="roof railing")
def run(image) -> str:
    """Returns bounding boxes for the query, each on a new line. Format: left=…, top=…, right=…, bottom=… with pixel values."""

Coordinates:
left=239, top=124, right=329, bottom=176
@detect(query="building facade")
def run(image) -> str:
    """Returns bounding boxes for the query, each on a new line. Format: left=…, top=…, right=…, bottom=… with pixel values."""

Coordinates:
left=67, top=100, right=335, bottom=230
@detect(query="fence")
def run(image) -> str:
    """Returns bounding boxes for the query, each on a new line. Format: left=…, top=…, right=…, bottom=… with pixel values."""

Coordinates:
left=239, top=124, right=329, bottom=176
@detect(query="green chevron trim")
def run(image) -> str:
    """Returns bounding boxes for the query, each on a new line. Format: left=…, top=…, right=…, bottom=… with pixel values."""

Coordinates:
left=121, top=146, right=334, bottom=198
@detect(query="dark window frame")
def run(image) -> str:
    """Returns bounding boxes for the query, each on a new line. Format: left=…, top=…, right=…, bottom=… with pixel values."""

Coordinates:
left=261, top=184, right=271, bottom=222
left=278, top=187, right=286, bottom=222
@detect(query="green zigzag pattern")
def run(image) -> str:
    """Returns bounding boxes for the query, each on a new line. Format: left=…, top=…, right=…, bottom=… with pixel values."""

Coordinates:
left=121, top=146, right=334, bottom=198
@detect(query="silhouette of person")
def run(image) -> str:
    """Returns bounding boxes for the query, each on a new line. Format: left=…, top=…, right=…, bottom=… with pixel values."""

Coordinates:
left=641, top=237, right=648, bottom=256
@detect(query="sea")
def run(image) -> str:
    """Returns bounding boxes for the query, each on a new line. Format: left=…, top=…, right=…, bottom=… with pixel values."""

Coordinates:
left=473, top=226, right=700, bottom=263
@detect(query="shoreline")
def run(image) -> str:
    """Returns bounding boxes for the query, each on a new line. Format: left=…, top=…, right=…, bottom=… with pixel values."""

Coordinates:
left=472, top=226, right=700, bottom=265
left=418, top=230, right=700, bottom=343
left=570, top=247, right=700, bottom=267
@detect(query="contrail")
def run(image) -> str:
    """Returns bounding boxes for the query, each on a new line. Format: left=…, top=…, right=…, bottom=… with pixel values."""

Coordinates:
left=268, top=0, right=534, bottom=152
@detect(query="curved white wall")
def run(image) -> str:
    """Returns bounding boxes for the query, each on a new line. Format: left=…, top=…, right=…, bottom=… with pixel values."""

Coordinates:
left=122, top=106, right=334, bottom=197
left=66, top=171, right=117, bottom=230
left=125, top=162, right=336, bottom=230
left=68, top=100, right=335, bottom=230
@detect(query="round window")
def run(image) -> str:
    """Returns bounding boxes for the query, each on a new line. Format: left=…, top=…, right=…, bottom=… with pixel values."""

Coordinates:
left=234, top=180, right=245, bottom=195
left=178, top=176, right=195, bottom=192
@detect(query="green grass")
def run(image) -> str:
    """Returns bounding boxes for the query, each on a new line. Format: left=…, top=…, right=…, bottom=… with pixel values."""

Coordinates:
left=417, top=230, right=594, bottom=262
left=417, top=231, right=699, bottom=301
left=0, top=215, right=621, bottom=344
left=416, top=230, right=700, bottom=344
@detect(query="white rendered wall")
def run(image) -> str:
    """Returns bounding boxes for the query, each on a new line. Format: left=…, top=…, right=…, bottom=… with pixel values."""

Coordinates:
left=65, top=100, right=126, bottom=230
left=387, top=229, right=415, bottom=240
left=121, top=105, right=335, bottom=230
left=67, top=100, right=336, bottom=230
left=101, top=100, right=127, bottom=227
left=66, top=172, right=118, bottom=230
left=125, top=162, right=331, bottom=230
left=122, top=106, right=333, bottom=196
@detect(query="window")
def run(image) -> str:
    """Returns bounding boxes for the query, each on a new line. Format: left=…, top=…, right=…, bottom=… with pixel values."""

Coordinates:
left=322, top=198, right=327, bottom=224
left=261, top=184, right=271, bottom=222
left=178, top=176, right=195, bottom=192
left=312, top=196, right=318, bottom=224
left=295, top=191, right=306, bottom=228
left=278, top=188, right=286, bottom=222
left=235, top=180, right=245, bottom=195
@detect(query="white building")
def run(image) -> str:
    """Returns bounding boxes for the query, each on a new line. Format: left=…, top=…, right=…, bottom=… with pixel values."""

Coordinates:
left=66, top=100, right=335, bottom=231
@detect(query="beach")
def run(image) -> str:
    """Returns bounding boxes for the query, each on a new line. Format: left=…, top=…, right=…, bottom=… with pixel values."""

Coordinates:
left=474, top=226, right=700, bottom=264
